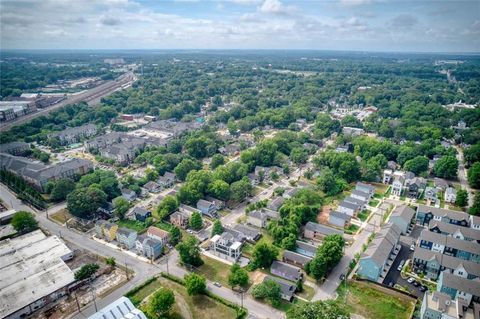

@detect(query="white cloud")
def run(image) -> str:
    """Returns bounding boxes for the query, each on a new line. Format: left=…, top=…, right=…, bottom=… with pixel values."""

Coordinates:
left=258, top=0, right=295, bottom=15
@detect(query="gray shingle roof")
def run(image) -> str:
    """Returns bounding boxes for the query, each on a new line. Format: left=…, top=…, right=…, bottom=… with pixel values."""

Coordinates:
left=271, top=260, right=302, bottom=281
left=440, top=271, right=480, bottom=296
left=305, top=221, right=344, bottom=236
left=283, top=250, right=312, bottom=266
left=390, top=205, right=415, bottom=223
left=417, top=205, right=470, bottom=222
left=413, top=247, right=480, bottom=278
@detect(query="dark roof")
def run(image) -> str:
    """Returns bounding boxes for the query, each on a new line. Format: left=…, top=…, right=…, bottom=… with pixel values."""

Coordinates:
left=263, top=275, right=295, bottom=299
left=305, top=222, right=344, bottom=236
left=339, top=200, right=360, bottom=211
left=233, top=224, right=261, bottom=240
left=329, top=211, right=352, bottom=221
left=271, top=261, right=302, bottom=281
left=283, top=250, right=312, bottom=265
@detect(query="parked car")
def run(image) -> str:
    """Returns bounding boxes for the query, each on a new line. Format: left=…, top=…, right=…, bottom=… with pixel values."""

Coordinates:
left=413, top=281, right=420, bottom=287
left=419, top=286, right=427, bottom=292
left=407, top=277, right=415, bottom=283
left=388, top=282, right=394, bottom=287
left=397, top=260, right=405, bottom=271
left=339, top=274, right=345, bottom=281
left=213, top=282, right=222, bottom=287
left=410, top=244, right=415, bottom=251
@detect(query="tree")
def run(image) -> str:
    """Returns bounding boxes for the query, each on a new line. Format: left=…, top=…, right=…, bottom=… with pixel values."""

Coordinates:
left=189, top=211, right=203, bottom=230
left=11, top=211, right=38, bottom=233
left=146, top=287, right=175, bottom=318
left=208, top=179, right=230, bottom=201
left=74, top=263, right=99, bottom=281
left=155, top=195, right=178, bottom=220
left=211, top=220, right=224, bottom=237
left=50, top=178, right=75, bottom=201
left=290, top=148, right=308, bottom=164
left=464, top=143, right=480, bottom=165
left=287, top=300, right=350, bottom=319
left=467, top=162, right=480, bottom=189
left=230, top=177, right=252, bottom=202
left=403, top=156, right=429, bottom=175
left=176, top=236, right=203, bottom=266
left=174, top=158, right=201, bottom=181
left=252, top=279, right=282, bottom=306
left=470, top=193, right=480, bottom=216
left=210, top=154, right=225, bottom=169
left=434, top=156, right=458, bottom=179
left=112, top=196, right=129, bottom=220
left=316, top=168, right=345, bottom=196
left=228, top=263, right=249, bottom=288
left=184, top=273, right=206, bottom=295
left=145, top=168, right=159, bottom=181
left=67, top=187, right=107, bottom=219
left=170, top=226, right=182, bottom=245
left=251, top=242, right=278, bottom=269
left=456, top=189, right=468, bottom=207
left=308, top=235, right=345, bottom=280
left=105, top=257, right=116, bottom=268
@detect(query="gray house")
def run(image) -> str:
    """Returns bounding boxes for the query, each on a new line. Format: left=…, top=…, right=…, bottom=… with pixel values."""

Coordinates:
left=270, top=261, right=302, bottom=282
left=263, top=276, right=296, bottom=302
left=116, top=228, right=138, bottom=249
left=328, top=211, right=352, bottom=228
left=388, top=205, right=415, bottom=235
left=282, top=250, right=312, bottom=268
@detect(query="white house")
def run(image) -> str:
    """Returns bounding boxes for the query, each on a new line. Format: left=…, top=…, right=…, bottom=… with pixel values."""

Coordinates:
left=444, top=187, right=457, bottom=204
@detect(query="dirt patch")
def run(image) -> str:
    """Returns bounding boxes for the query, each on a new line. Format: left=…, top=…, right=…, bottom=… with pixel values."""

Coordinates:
left=250, top=270, right=267, bottom=286
left=317, top=205, right=332, bottom=224
left=50, top=209, right=72, bottom=225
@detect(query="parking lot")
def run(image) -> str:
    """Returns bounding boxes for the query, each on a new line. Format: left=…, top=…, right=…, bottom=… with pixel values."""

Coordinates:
left=383, top=225, right=426, bottom=299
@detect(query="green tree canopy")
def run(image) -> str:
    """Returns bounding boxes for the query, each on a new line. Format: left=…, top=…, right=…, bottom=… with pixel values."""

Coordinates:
left=467, top=162, right=480, bottom=188
left=252, top=279, right=282, bottom=306
left=11, top=211, right=38, bottom=233
left=146, top=287, right=175, bottom=318
left=228, top=263, right=249, bottom=288
left=176, top=236, right=203, bottom=266
left=112, top=196, right=130, bottom=220
left=251, top=242, right=278, bottom=269
left=189, top=211, right=203, bottom=230
left=287, top=300, right=350, bottom=319
left=433, top=156, right=458, bottom=179
left=184, top=273, right=206, bottom=295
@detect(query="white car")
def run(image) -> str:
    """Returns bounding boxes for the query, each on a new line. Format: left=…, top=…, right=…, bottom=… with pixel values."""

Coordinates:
left=407, top=277, right=415, bottom=283
left=410, top=244, right=415, bottom=251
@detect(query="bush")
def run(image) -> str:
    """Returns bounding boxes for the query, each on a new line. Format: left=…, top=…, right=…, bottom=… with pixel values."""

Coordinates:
left=74, top=263, right=100, bottom=281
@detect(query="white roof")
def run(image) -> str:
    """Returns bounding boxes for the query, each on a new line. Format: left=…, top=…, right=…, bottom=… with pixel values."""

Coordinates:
left=230, top=241, right=242, bottom=250
left=0, top=230, right=75, bottom=318
left=88, top=296, right=147, bottom=319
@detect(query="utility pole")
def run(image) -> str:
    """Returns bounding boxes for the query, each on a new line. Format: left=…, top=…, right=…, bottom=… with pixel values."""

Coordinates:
left=90, top=286, right=98, bottom=312
left=74, top=291, right=81, bottom=313
left=125, top=257, right=129, bottom=280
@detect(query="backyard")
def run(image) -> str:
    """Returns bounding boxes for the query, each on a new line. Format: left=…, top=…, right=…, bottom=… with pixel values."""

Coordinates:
left=337, top=280, right=416, bottom=319
left=126, top=277, right=238, bottom=319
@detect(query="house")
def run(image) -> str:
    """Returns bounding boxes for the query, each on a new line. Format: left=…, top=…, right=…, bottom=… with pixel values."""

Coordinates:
left=263, top=276, right=296, bottom=302
left=343, top=196, right=366, bottom=210
left=282, top=250, right=312, bottom=268
left=158, top=172, right=176, bottom=188
left=350, top=189, right=370, bottom=202
left=143, top=181, right=161, bottom=193
left=406, top=177, right=426, bottom=198
left=357, top=223, right=402, bottom=282
left=121, top=188, right=137, bottom=202
left=89, top=296, right=147, bottom=319
left=416, top=205, right=470, bottom=227
left=445, top=187, right=457, bottom=203
left=337, top=200, right=361, bottom=217
left=233, top=224, right=261, bottom=242
left=95, top=220, right=118, bottom=242
left=328, top=211, right=352, bottom=228
left=388, top=205, right=415, bottom=235
left=418, top=229, right=480, bottom=263
left=0, top=141, right=30, bottom=156
left=383, top=169, right=393, bottom=184
left=283, top=188, right=300, bottom=199
left=170, top=211, right=189, bottom=228
left=267, top=197, right=285, bottom=212
left=438, top=271, right=480, bottom=305
left=223, top=227, right=247, bottom=243
left=132, top=207, right=151, bottom=222
left=147, top=226, right=169, bottom=246
left=387, top=161, right=398, bottom=170
left=49, top=124, right=97, bottom=145
left=205, top=196, right=226, bottom=210
left=116, top=228, right=137, bottom=249
left=304, top=222, right=343, bottom=241
left=413, top=247, right=480, bottom=280
left=428, top=220, right=480, bottom=242
left=179, top=204, right=200, bottom=216
left=424, top=187, right=438, bottom=203
left=196, top=199, right=218, bottom=218
left=355, top=182, right=375, bottom=198
left=392, top=175, right=405, bottom=196
left=420, top=291, right=476, bottom=319
left=247, top=210, right=268, bottom=228
left=434, top=178, right=449, bottom=191
left=135, top=235, right=163, bottom=260
left=210, top=232, right=242, bottom=261
left=271, top=261, right=302, bottom=282
left=295, top=241, right=317, bottom=257
left=342, top=127, right=365, bottom=136
left=219, top=144, right=241, bottom=156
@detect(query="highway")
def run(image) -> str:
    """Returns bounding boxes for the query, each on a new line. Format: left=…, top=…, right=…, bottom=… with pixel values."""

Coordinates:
left=0, top=72, right=136, bottom=132
left=0, top=183, right=284, bottom=319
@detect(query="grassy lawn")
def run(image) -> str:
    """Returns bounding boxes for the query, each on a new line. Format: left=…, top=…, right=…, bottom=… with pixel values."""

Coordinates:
left=50, top=208, right=73, bottom=224
left=296, top=284, right=315, bottom=300
left=357, top=210, right=370, bottom=222
left=117, top=219, right=147, bottom=232
left=127, top=277, right=237, bottom=319
left=337, top=281, right=415, bottom=319
left=194, top=256, right=234, bottom=287
left=384, top=186, right=392, bottom=197
left=345, top=224, right=360, bottom=235
left=368, top=199, right=380, bottom=207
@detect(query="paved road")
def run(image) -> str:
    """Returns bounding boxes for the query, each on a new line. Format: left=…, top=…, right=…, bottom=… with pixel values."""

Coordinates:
left=0, top=72, right=136, bottom=132
left=0, top=183, right=284, bottom=319
left=455, top=146, right=474, bottom=207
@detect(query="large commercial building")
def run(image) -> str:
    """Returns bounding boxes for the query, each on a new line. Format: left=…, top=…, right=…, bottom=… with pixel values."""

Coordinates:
left=0, top=230, right=75, bottom=319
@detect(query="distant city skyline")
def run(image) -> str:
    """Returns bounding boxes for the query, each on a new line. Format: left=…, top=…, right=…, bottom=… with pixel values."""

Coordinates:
left=1, top=0, right=479, bottom=52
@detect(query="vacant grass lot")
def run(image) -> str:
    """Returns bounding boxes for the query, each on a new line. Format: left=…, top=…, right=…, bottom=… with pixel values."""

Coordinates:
left=117, top=219, right=147, bottom=232
left=50, top=208, right=73, bottom=224
left=127, top=277, right=237, bottom=319
left=194, top=256, right=232, bottom=287
left=337, top=280, right=415, bottom=319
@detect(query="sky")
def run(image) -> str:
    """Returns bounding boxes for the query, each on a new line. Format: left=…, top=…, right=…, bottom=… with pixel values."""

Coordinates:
left=1, top=0, right=479, bottom=52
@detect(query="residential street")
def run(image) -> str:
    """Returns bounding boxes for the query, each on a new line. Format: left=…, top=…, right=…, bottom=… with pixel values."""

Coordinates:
left=455, top=146, right=474, bottom=207
left=0, top=183, right=284, bottom=319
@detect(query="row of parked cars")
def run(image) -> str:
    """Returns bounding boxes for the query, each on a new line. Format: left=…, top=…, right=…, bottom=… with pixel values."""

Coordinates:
left=407, top=277, right=427, bottom=292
